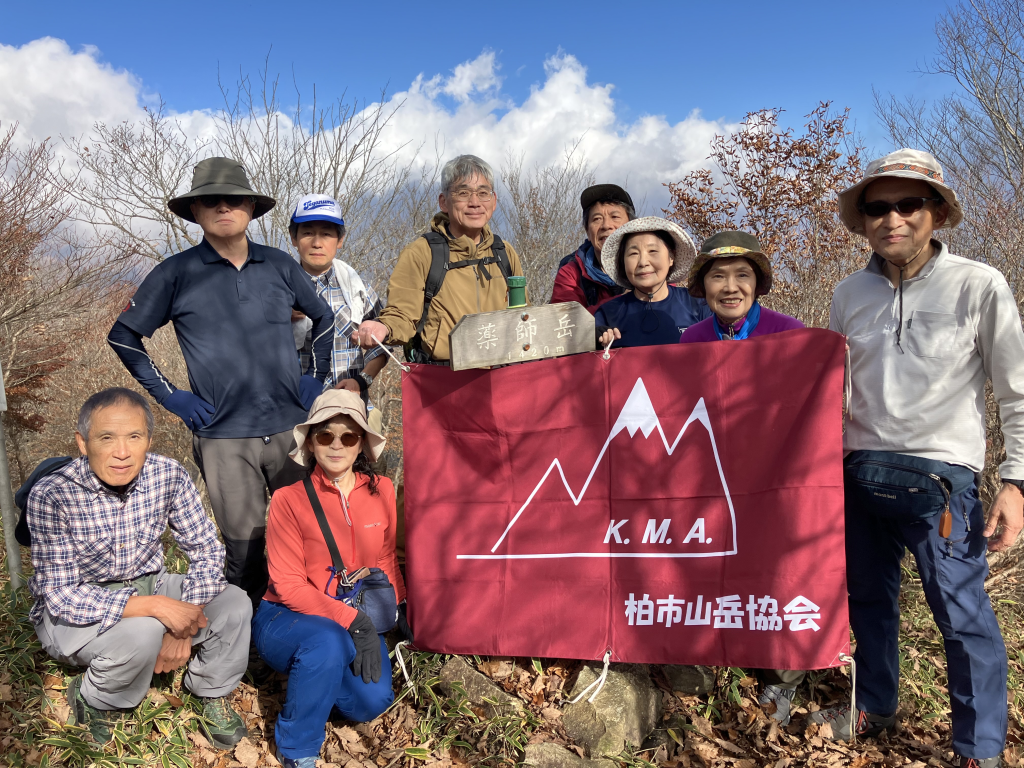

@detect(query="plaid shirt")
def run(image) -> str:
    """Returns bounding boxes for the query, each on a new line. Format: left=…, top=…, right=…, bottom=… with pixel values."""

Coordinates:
left=298, top=261, right=385, bottom=390
left=28, top=454, right=226, bottom=633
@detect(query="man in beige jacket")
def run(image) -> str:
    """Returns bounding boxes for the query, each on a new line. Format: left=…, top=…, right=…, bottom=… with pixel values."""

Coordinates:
left=353, top=155, right=524, bottom=362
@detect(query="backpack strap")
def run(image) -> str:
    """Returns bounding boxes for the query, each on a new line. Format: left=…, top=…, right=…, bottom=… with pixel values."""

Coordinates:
left=418, top=232, right=450, bottom=337
left=490, top=235, right=512, bottom=281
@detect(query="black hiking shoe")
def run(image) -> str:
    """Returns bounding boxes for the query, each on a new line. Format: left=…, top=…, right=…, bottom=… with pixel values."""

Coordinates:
left=66, top=673, right=119, bottom=744
left=199, top=695, right=247, bottom=749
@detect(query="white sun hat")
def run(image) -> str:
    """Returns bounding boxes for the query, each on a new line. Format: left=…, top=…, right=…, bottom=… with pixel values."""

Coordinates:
left=599, top=216, right=698, bottom=289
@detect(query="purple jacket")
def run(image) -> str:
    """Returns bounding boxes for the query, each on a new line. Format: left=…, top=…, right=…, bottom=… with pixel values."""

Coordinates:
left=679, top=306, right=804, bottom=343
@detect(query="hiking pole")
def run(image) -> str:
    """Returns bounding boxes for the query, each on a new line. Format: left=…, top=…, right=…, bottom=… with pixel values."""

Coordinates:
left=0, top=361, right=21, bottom=592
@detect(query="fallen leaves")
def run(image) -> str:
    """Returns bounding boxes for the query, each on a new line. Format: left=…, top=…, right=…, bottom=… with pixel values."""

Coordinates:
left=3, top=575, right=1024, bottom=768
left=233, top=737, right=260, bottom=768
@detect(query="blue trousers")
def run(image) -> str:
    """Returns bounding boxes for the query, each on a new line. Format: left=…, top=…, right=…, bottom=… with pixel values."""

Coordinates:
left=846, top=481, right=1007, bottom=759
left=253, top=601, right=394, bottom=760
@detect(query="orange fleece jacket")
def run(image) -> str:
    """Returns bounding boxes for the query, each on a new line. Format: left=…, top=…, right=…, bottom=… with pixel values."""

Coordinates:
left=264, top=466, right=406, bottom=629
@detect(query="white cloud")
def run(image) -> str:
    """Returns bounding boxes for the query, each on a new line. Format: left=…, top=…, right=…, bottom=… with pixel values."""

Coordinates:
left=0, top=38, right=145, bottom=143
left=0, top=39, right=727, bottom=208
left=369, top=52, right=727, bottom=210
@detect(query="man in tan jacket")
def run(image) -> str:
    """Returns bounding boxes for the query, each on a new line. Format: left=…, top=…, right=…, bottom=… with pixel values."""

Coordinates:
left=353, top=155, right=525, bottom=362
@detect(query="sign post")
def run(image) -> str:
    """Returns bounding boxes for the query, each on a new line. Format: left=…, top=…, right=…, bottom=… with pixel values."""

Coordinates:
left=448, top=302, right=595, bottom=371
left=0, top=361, right=22, bottom=592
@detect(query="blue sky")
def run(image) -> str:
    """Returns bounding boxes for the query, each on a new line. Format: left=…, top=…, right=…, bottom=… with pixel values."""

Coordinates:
left=0, top=1, right=958, bottom=207
left=3, top=1, right=954, bottom=147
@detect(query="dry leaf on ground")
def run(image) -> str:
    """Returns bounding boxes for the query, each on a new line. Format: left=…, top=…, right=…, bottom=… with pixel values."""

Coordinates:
left=334, top=726, right=362, bottom=743
left=234, top=737, right=260, bottom=768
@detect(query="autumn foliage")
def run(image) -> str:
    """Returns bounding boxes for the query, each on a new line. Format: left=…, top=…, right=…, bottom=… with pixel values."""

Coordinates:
left=665, top=103, right=870, bottom=329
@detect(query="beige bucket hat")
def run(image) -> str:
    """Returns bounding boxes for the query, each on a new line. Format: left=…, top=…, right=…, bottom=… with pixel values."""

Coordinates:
left=599, top=216, right=697, bottom=289
left=838, top=148, right=963, bottom=236
left=289, top=389, right=386, bottom=466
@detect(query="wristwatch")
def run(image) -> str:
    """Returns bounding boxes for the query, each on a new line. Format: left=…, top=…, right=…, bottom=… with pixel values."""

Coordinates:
left=355, top=372, right=374, bottom=392
left=1003, top=478, right=1024, bottom=493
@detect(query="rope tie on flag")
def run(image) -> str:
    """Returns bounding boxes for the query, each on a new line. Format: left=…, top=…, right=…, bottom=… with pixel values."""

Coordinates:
left=394, top=640, right=413, bottom=687
left=602, top=338, right=614, bottom=360
left=568, top=650, right=613, bottom=704
left=839, top=653, right=856, bottom=743
left=372, top=334, right=411, bottom=372
left=844, top=344, right=852, bottom=421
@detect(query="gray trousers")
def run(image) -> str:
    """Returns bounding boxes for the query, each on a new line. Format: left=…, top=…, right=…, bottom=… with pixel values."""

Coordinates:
left=761, top=669, right=807, bottom=690
left=193, top=430, right=298, bottom=603
left=35, top=574, right=252, bottom=710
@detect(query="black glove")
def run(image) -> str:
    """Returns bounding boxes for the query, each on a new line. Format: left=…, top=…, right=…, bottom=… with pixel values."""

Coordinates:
left=397, top=601, right=414, bottom=644
left=347, top=610, right=381, bottom=684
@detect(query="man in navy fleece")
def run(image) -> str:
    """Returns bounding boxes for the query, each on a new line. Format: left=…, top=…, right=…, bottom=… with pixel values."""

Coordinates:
left=108, top=157, right=333, bottom=606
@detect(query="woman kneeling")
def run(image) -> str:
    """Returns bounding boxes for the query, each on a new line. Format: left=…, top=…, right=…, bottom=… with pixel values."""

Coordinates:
left=254, top=390, right=406, bottom=768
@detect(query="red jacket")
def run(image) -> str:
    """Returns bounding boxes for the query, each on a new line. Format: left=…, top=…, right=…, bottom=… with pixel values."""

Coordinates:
left=264, top=466, right=405, bottom=629
left=549, top=250, right=623, bottom=314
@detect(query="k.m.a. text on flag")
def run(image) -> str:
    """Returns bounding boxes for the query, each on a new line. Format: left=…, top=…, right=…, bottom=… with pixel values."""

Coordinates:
left=403, top=329, right=849, bottom=669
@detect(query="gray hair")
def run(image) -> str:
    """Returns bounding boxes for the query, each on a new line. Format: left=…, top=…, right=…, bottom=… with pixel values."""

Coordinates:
left=583, top=199, right=637, bottom=231
left=441, top=154, right=495, bottom=195
left=77, top=388, right=154, bottom=439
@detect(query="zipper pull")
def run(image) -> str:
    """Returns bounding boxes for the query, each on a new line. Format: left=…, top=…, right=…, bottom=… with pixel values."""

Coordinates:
left=939, top=507, right=952, bottom=539
left=340, top=493, right=352, bottom=527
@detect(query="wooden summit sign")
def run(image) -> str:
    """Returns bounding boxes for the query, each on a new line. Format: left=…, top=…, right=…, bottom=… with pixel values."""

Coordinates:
left=449, top=302, right=595, bottom=371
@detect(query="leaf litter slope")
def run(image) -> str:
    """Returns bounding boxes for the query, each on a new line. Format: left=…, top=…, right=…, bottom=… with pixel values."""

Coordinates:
left=1, top=533, right=1021, bottom=767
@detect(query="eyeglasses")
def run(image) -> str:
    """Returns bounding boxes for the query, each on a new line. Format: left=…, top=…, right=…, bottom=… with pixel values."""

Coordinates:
left=313, top=430, right=362, bottom=447
left=195, top=195, right=252, bottom=209
left=448, top=187, right=495, bottom=203
left=858, top=197, right=942, bottom=218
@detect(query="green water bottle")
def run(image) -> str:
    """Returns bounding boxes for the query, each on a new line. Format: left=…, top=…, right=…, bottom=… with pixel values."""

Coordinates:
left=507, top=276, right=527, bottom=308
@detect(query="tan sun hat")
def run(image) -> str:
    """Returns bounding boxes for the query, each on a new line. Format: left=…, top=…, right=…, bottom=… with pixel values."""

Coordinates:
left=289, top=389, right=386, bottom=466
left=599, top=216, right=697, bottom=289
left=837, top=148, right=962, bottom=236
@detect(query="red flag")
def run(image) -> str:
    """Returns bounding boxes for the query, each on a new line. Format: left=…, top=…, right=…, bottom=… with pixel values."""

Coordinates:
left=404, top=328, right=849, bottom=669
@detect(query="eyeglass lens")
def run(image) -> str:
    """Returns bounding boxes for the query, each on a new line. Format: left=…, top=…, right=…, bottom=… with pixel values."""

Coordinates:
left=197, top=195, right=248, bottom=208
left=451, top=188, right=494, bottom=202
left=861, top=197, right=940, bottom=218
left=314, top=431, right=361, bottom=447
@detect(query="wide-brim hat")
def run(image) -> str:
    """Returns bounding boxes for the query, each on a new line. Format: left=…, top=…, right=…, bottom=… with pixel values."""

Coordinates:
left=599, top=216, right=697, bottom=289
left=687, top=230, right=773, bottom=298
left=289, top=389, right=386, bottom=466
left=837, top=148, right=963, bottom=236
left=168, top=157, right=276, bottom=223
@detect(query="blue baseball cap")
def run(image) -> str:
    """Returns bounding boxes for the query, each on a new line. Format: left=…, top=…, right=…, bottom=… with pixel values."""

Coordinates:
left=291, top=194, right=345, bottom=227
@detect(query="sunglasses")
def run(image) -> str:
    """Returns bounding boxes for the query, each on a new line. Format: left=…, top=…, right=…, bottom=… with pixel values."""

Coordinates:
left=195, top=195, right=252, bottom=209
left=312, top=430, right=362, bottom=447
left=858, top=197, right=942, bottom=218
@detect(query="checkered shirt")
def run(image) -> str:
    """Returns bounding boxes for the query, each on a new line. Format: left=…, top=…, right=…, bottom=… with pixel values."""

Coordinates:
left=298, top=262, right=385, bottom=390
left=28, top=454, right=226, bottom=633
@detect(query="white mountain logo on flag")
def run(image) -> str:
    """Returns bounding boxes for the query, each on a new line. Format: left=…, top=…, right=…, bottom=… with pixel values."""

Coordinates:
left=457, top=378, right=738, bottom=560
